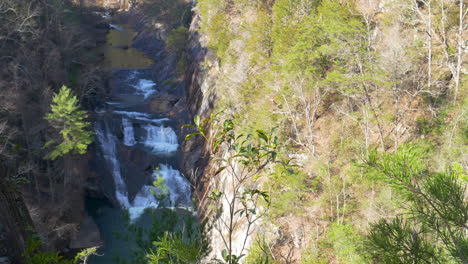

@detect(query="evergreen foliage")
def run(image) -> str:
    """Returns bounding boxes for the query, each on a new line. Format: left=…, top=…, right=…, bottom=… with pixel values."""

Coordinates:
left=22, top=237, right=71, bottom=264
left=119, top=209, right=206, bottom=264
left=365, top=146, right=468, bottom=263
left=146, top=232, right=204, bottom=263
left=44, top=85, right=93, bottom=160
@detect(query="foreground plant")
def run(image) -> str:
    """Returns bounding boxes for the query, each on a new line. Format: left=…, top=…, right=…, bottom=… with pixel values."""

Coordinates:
left=365, top=145, right=468, bottom=263
left=184, top=114, right=286, bottom=264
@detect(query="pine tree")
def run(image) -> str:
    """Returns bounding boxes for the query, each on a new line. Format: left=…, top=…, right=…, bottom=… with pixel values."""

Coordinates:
left=44, top=85, right=93, bottom=160
left=365, top=146, right=468, bottom=263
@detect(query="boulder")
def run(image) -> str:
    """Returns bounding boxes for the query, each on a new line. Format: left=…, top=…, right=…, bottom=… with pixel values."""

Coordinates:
left=69, top=217, right=103, bottom=249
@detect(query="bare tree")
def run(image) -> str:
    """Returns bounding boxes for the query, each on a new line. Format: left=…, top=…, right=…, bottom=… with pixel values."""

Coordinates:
left=280, top=76, right=327, bottom=155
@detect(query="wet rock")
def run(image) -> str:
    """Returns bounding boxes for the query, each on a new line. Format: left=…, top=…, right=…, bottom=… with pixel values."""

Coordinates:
left=0, top=257, right=10, bottom=264
left=117, top=144, right=160, bottom=200
left=95, top=23, right=110, bottom=30
left=70, top=217, right=103, bottom=249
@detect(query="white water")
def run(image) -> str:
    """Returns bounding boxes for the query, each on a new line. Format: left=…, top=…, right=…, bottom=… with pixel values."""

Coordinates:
left=143, top=125, right=179, bottom=154
left=114, top=110, right=170, bottom=124
left=109, top=23, right=123, bottom=31
left=94, top=12, right=111, bottom=20
left=95, top=124, right=130, bottom=208
left=122, top=118, right=136, bottom=146
left=132, top=79, right=156, bottom=99
left=128, top=185, right=160, bottom=220
left=156, top=164, right=192, bottom=207
left=128, top=164, right=192, bottom=220
left=96, top=119, right=189, bottom=220
left=95, top=75, right=189, bottom=222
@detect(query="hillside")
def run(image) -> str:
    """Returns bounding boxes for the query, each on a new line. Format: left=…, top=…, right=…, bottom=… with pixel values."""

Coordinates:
left=0, top=0, right=466, bottom=263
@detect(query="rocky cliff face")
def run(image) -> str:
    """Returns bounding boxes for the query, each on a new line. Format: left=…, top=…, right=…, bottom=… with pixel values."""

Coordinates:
left=182, top=0, right=467, bottom=261
left=0, top=177, right=32, bottom=264
left=182, top=9, right=258, bottom=261
left=180, top=11, right=216, bottom=205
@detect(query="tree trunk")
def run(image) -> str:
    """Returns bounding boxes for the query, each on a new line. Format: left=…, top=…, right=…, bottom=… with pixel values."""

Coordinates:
left=454, top=0, right=465, bottom=100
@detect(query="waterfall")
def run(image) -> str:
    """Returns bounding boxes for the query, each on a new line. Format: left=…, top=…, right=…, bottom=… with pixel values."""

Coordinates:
left=156, top=164, right=192, bottom=207
left=132, top=79, right=156, bottom=100
left=122, top=118, right=136, bottom=146
left=95, top=121, right=189, bottom=220
left=90, top=20, right=195, bottom=264
left=95, top=112, right=187, bottom=221
left=143, top=125, right=179, bottom=154
left=128, top=164, right=192, bottom=220
left=128, top=185, right=160, bottom=220
left=95, top=123, right=130, bottom=208
left=109, top=24, right=123, bottom=31
left=94, top=63, right=190, bottom=224
left=114, top=111, right=169, bottom=124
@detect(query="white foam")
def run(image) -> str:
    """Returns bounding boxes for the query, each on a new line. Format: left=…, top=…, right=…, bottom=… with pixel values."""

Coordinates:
left=133, top=79, right=156, bottom=100
left=94, top=12, right=111, bottom=20
left=109, top=23, right=123, bottom=31
left=114, top=110, right=150, bottom=118
left=128, top=185, right=160, bottom=220
left=128, top=165, right=192, bottom=221
left=95, top=124, right=130, bottom=208
left=155, top=164, right=192, bottom=207
left=113, top=111, right=170, bottom=124
left=122, top=118, right=136, bottom=146
left=126, top=70, right=139, bottom=82
left=143, top=125, right=178, bottom=154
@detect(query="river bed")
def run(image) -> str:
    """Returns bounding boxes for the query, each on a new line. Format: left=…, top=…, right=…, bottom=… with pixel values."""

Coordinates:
left=88, top=20, right=193, bottom=263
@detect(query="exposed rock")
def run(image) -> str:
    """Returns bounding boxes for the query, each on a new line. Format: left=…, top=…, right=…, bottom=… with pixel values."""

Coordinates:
left=0, top=257, right=10, bottom=264
left=95, top=22, right=111, bottom=30
left=117, top=144, right=160, bottom=200
left=0, top=177, right=33, bottom=264
left=70, top=217, right=103, bottom=249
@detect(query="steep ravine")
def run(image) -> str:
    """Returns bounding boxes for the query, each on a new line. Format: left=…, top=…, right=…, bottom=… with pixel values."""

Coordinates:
left=84, top=9, right=198, bottom=263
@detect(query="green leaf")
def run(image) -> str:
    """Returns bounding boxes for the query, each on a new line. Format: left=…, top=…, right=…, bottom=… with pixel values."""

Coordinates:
left=185, top=133, right=199, bottom=140
left=256, top=129, right=269, bottom=142
left=223, top=120, right=234, bottom=132
left=214, top=166, right=226, bottom=176
left=194, top=115, right=201, bottom=127
left=181, top=124, right=195, bottom=129
left=221, top=249, right=229, bottom=261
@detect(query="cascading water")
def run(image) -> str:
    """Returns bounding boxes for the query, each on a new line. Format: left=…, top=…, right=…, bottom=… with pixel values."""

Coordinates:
left=108, top=24, right=123, bottom=31
left=89, top=20, right=193, bottom=264
left=132, top=79, right=156, bottom=99
left=143, top=124, right=179, bottom=154
left=95, top=92, right=190, bottom=220
left=95, top=123, right=130, bottom=208
left=128, top=164, right=192, bottom=220
left=122, top=118, right=136, bottom=146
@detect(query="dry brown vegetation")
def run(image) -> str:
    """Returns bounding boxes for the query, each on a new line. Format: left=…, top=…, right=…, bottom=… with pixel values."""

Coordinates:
left=0, top=0, right=107, bottom=254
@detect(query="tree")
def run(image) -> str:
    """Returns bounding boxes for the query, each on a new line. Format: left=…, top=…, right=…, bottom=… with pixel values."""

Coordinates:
left=184, top=115, right=282, bottom=264
left=44, top=85, right=93, bottom=160
left=22, top=236, right=72, bottom=264
left=365, top=145, right=468, bottom=263
left=121, top=174, right=207, bottom=264
left=146, top=232, right=204, bottom=264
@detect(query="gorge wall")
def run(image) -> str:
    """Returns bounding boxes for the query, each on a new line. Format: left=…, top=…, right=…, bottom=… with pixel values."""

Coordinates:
left=181, top=0, right=467, bottom=262
left=1, top=0, right=465, bottom=263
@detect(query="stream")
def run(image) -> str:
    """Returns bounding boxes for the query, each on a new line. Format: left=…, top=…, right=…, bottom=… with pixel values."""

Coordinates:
left=87, top=20, right=192, bottom=263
